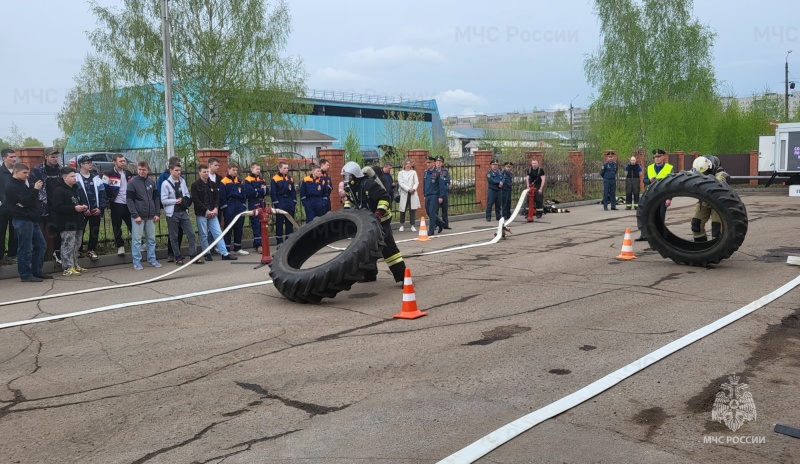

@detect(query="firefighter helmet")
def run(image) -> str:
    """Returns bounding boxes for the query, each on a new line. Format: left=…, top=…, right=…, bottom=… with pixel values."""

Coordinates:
left=341, top=161, right=364, bottom=183
left=692, top=156, right=713, bottom=175
left=705, top=155, right=720, bottom=172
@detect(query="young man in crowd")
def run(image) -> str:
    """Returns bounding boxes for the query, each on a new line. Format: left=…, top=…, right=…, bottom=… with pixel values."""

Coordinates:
left=0, top=148, right=18, bottom=266
left=206, top=157, right=227, bottom=252
left=191, top=164, right=237, bottom=261
left=270, top=161, right=297, bottom=245
left=4, top=163, right=49, bottom=281
left=243, top=162, right=268, bottom=253
left=76, top=157, right=107, bottom=261
left=50, top=167, right=88, bottom=276
left=221, top=162, right=248, bottom=255
left=126, top=161, right=161, bottom=270
left=501, top=161, right=514, bottom=221
left=300, top=164, right=330, bottom=223
left=161, top=163, right=199, bottom=265
left=319, top=158, right=332, bottom=212
left=434, top=155, right=451, bottom=229
left=157, top=156, right=183, bottom=262
left=30, top=148, right=63, bottom=264
left=103, top=154, right=134, bottom=255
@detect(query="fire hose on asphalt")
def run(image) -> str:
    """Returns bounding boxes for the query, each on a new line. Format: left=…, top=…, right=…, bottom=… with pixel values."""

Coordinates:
left=0, top=207, right=297, bottom=309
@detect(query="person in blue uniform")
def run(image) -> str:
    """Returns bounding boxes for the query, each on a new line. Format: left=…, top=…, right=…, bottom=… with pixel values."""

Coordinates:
left=270, top=161, right=297, bottom=244
left=486, top=159, right=503, bottom=221
left=220, top=163, right=248, bottom=255
left=243, top=162, right=268, bottom=253
left=600, top=152, right=618, bottom=210
left=423, top=156, right=446, bottom=235
left=300, top=164, right=330, bottom=223
left=501, top=161, right=514, bottom=221
left=434, top=155, right=451, bottom=229
left=319, top=158, right=332, bottom=213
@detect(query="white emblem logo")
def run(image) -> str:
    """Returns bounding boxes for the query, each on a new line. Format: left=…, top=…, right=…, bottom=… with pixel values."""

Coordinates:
left=712, top=374, right=756, bottom=432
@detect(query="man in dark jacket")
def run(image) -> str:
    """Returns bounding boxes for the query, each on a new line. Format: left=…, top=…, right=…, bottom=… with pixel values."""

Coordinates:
left=342, top=161, right=405, bottom=283
left=191, top=164, right=237, bottom=261
left=243, top=162, right=268, bottom=253
left=4, top=163, right=49, bottom=281
left=51, top=167, right=88, bottom=276
left=0, top=148, right=18, bottom=265
left=29, top=148, right=63, bottom=263
left=501, top=161, right=514, bottom=221
left=126, top=161, right=161, bottom=270
left=103, top=154, right=134, bottom=255
left=600, top=151, right=618, bottom=211
left=77, top=157, right=108, bottom=261
left=157, top=156, right=182, bottom=261
left=221, top=162, right=248, bottom=254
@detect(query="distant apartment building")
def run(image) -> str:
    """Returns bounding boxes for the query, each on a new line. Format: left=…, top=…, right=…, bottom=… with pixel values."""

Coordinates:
left=442, top=107, right=588, bottom=131
left=721, top=93, right=800, bottom=120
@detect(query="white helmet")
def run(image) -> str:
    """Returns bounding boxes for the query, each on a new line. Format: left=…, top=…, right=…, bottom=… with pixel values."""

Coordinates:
left=692, top=156, right=713, bottom=175
left=342, top=161, right=364, bottom=183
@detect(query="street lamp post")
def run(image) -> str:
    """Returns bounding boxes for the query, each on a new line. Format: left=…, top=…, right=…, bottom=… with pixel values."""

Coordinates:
left=569, top=93, right=579, bottom=149
left=786, top=50, right=793, bottom=122
left=161, top=0, right=176, bottom=159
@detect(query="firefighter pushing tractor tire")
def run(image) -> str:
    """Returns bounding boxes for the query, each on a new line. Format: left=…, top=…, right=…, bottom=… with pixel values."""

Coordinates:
left=269, top=209, right=384, bottom=304
left=636, top=170, right=748, bottom=267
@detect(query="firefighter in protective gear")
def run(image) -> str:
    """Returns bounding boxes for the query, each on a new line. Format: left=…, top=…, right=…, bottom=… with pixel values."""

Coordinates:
left=691, top=155, right=729, bottom=242
left=342, top=161, right=406, bottom=283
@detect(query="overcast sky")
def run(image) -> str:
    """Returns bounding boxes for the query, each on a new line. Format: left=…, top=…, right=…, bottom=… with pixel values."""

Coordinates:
left=2, top=0, right=798, bottom=146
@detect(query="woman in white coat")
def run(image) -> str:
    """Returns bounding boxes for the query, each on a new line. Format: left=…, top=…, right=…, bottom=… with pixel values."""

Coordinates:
left=397, top=159, right=421, bottom=231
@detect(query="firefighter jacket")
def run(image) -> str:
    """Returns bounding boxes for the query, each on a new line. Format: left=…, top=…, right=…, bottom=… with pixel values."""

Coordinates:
left=243, top=173, right=268, bottom=209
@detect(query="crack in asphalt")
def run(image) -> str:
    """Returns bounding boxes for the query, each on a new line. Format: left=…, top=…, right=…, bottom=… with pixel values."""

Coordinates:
left=236, top=382, right=350, bottom=417
left=128, top=420, right=231, bottom=464
left=191, top=429, right=301, bottom=464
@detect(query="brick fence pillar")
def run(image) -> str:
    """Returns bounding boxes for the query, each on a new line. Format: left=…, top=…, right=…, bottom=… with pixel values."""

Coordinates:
left=634, top=149, right=646, bottom=192
left=16, top=146, right=45, bottom=170
left=318, top=149, right=346, bottom=211
left=196, top=148, right=231, bottom=174
left=749, top=150, right=759, bottom=186
left=474, top=150, right=494, bottom=208
left=568, top=151, right=584, bottom=198
left=674, top=151, right=685, bottom=172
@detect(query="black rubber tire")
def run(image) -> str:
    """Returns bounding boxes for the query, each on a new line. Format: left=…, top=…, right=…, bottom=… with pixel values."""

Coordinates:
left=636, top=170, right=748, bottom=267
left=269, top=209, right=385, bottom=304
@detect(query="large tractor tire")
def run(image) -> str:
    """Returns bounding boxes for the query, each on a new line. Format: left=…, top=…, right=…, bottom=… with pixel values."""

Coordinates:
left=636, top=170, right=748, bottom=267
left=269, top=209, right=385, bottom=304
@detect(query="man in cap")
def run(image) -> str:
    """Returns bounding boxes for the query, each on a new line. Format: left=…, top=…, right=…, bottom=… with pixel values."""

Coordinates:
left=635, top=149, right=674, bottom=241
left=29, top=147, right=63, bottom=264
left=501, top=161, right=514, bottom=220
left=600, top=151, right=619, bottom=210
left=423, top=156, right=446, bottom=235
left=434, top=155, right=451, bottom=230
left=486, top=159, right=503, bottom=221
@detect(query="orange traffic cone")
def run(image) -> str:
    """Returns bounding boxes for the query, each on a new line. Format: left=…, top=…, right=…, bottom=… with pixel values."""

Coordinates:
left=615, top=227, right=637, bottom=260
left=393, top=268, right=426, bottom=319
left=416, top=217, right=430, bottom=242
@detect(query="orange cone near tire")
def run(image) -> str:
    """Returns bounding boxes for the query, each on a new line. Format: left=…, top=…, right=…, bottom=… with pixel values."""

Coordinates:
left=615, top=227, right=637, bottom=260
left=393, top=268, right=426, bottom=319
left=416, top=217, right=430, bottom=242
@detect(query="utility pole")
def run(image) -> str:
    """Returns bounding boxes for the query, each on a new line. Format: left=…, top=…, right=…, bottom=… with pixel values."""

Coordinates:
left=161, top=0, right=176, bottom=159
left=569, top=94, right=579, bottom=149
left=786, top=50, right=793, bottom=122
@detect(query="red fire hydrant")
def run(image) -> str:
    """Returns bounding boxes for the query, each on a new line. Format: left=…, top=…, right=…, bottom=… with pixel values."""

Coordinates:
left=257, top=205, right=273, bottom=265
left=527, top=188, right=535, bottom=223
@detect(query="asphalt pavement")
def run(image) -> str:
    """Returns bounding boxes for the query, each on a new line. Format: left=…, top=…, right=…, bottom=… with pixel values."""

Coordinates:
left=1, top=191, right=799, bottom=463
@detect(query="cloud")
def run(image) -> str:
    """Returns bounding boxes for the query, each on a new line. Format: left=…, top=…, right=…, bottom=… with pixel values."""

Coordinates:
left=549, top=103, right=569, bottom=111
left=313, top=67, right=366, bottom=84
left=435, top=89, right=489, bottom=108
left=343, top=46, right=445, bottom=68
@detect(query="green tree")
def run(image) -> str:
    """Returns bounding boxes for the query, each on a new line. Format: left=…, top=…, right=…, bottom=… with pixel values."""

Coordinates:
left=584, top=0, right=718, bottom=151
left=343, top=125, right=363, bottom=165
left=381, top=106, right=436, bottom=163
left=62, top=0, right=308, bottom=160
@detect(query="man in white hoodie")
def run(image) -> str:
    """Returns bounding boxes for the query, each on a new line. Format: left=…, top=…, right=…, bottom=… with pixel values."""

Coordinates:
left=160, top=163, right=198, bottom=265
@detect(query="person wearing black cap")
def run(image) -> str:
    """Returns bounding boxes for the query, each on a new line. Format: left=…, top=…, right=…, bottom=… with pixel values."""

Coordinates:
left=423, top=156, right=446, bottom=235
left=30, top=147, right=63, bottom=264
left=434, top=155, right=451, bottom=229
left=501, top=161, right=514, bottom=220
left=600, top=152, right=618, bottom=210
left=486, top=159, right=503, bottom=221
left=635, top=149, right=674, bottom=241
